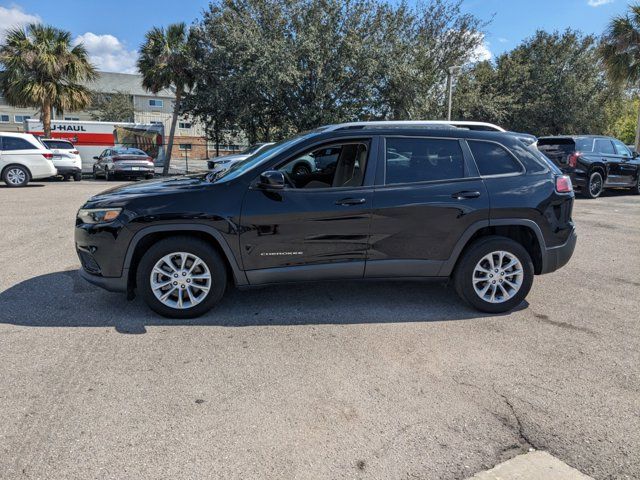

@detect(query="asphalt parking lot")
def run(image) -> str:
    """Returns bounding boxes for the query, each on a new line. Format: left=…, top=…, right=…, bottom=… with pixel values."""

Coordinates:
left=0, top=180, right=638, bottom=480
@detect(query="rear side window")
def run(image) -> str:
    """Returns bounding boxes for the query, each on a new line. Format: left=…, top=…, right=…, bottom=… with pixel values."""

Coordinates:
left=468, top=141, right=522, bottom=176
left=1, top=136, right=37, bottom=151
left=385, top=137, right=465, bottom=184
left=44, top=140, right=74, bottom=149
left=594, top=138, right=615, bottom=154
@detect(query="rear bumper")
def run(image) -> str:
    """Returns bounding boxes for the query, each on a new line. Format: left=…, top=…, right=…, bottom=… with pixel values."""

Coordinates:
left=540, top=227, right=577, bottom=274
left=55, top=166, right=81, bottom=175
left=113, top=168, right=155, bottom=177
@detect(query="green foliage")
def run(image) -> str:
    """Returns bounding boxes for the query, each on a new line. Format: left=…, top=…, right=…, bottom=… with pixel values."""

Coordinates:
left=89, top=91, right=134, bottom=122
left=0, top=23, right=96, bottom=136
left=605, top=96, right=638, bottom=144
left=138, top=22, right=197, bottom=173
left=185, top=0, right=486, bottom=143
left=453, top=30, right=620, bottom=136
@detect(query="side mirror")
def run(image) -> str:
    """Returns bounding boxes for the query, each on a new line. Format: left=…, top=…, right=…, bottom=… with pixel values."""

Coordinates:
left=258, top=170, right=285, bottom=189
left=93, top=156, right=100, bottom=160
left=633, top=151, right=639, bottom=159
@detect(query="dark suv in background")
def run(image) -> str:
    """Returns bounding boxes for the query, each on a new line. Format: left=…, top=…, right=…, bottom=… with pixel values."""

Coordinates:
left=538, top=135, right=640, bottom=198
left=75, top=122, right=577, bottom=318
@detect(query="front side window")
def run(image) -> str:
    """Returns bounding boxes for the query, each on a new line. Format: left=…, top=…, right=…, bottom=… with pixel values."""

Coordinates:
left=385, top=137, right=465, bottom=185
left=612, top=139, right=632, bottom=157
left=278, top=141, right=369, bottom=189
left=594, top=138, right=615, bottom=155
left=468, top=140, right=522, bottom=176
left=1, top=136, right=37, bottom=151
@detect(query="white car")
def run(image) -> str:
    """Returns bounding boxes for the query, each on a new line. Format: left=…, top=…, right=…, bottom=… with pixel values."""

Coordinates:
left=207, top=143, right=275, bottom=170
left=0, top=132, right=57, bottom=187
left=41, top=139, right=82, bottom=181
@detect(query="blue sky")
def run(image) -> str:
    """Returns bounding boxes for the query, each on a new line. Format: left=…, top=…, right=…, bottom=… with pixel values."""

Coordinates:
left=0, top=0, right=630, bottom=73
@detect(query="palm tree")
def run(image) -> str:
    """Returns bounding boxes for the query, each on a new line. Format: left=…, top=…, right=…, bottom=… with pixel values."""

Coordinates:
left=138, top=23, right=195, bottom=175
left=601, top=4, right=640, bottom=151
left=0, top=24, right=96, bottom=138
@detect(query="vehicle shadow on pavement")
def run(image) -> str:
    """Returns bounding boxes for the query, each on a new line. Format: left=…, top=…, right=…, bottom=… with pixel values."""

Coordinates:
left=0, top=269, right=527, bottom=333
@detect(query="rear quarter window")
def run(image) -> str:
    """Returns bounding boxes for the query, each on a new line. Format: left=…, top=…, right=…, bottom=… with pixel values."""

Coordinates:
left=467, top=140, right=522, bottom=176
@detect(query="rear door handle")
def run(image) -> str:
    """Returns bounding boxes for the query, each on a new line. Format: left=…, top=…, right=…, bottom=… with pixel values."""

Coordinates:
left=335, top=197, right=366, bottom=206
left=451, top=190, right=481, bottom=200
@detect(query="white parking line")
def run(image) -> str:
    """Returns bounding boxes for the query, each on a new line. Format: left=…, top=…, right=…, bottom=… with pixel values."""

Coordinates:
left=467, top=451, right=594, bottom=480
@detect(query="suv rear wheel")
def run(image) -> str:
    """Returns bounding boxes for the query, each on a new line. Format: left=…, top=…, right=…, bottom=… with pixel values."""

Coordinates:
left=2, top=165, right=30, bottom=187
left=136, top=236, right=227, bottom=318
left=454, top=236, right=534, bottom=313
left=584, top=171, right=603, bottom=199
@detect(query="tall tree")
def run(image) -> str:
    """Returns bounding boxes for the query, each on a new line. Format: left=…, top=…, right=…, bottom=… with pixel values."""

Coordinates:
left=601, top=3, right=640, bottom=151
left=138, top=23, right=195, bottom=175
left=90, top=91, right=134, bottom=122
left=0, top=23, right=96, bottom=138
left=453, top=30, right=619, bottom=136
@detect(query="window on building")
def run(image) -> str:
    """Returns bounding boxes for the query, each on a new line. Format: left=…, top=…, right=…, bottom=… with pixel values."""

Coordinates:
left=178, top=121, right=192, bottom=129
left=149, top=99, right=164, bottom=108
left=0, top=114, right=9, bottom=123
left=468, top=140, right=523, bottom=176
left=385, top=137, right=465, bottom=184
left=64, top=117, right=80, bottom=121
left=150, top=121, right=163, bottom=125
left=178, top=144, right=192, bottom=151
left=14, top=115, right=31, bottom=123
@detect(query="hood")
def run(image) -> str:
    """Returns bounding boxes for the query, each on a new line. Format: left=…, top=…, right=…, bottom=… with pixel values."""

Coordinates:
left=84, top=175, right=210, bottom=208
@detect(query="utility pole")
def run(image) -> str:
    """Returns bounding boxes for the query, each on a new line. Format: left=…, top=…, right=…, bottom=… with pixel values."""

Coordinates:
left=447, top=66, right=462, bottom=121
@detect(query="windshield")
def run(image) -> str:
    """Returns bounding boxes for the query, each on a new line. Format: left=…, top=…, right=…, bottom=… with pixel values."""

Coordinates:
left=210, top=133, right=315, bottom=183
left=44, top=140, right=74, bottom=149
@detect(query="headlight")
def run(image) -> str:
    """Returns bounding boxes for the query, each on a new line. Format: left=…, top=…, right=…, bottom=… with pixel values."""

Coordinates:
left=77, top=208, right=122, bottom=224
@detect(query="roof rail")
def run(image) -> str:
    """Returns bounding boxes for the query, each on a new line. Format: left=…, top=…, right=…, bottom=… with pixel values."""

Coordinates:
left=323, top=121, right=460, bottom=131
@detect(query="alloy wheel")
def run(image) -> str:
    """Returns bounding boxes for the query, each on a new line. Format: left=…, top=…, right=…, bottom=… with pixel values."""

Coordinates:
left=6, top=168, right=26, bottom=185
left=472, top=251, right=524, bottom=304
left=589, top=173, right=603, bottom=197
left=149, top=252, right=212, bottom=310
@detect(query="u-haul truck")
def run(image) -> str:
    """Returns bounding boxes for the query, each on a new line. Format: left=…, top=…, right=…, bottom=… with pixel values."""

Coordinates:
left=25, top=119, right=165, bottom=173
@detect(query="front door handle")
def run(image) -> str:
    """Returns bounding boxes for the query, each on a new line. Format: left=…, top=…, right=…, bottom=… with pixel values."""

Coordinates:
left=451, top=190, right=481, bottom=200
left=335, top=197, right=366, bottom=206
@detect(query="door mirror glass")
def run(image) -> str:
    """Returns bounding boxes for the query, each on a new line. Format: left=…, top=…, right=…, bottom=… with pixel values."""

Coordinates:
left=93, top=156, right=99, bottom=160
left=259, top=170, right=285, bottom=189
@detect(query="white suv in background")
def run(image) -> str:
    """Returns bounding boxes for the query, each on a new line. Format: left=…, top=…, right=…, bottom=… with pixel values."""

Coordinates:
left=0, top=132, right=57, bottom=187
left=41, top=139, right=82, bottom=181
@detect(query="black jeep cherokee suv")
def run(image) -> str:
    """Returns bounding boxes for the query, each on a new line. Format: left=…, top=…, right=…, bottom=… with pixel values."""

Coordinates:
left=75, top=122, right=577, bottom=318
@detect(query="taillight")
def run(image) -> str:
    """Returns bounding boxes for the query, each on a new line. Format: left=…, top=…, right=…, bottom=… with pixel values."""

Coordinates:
left=567, top=152, right=580, bottom=168
left=71, top=150, right=79, bottom=154
left=555, top=175, right=573, bottom=193
left=146, top=157, right=153, bottom=163
left=42, top=153, right=53, bottom=160
left=113, top=156, right=122, bottom=161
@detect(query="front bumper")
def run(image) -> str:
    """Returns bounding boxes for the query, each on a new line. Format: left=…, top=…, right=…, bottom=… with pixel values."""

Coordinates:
left=79, top=267, right=127, bottom=292
left=540, top=227, right=577, bottom=274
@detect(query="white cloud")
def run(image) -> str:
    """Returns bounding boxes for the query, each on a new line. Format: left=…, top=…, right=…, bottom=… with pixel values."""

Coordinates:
left=587, top=0, right=614, bottom=7
left=471, top=35, right=492, bottom=62
left=74, top=32, right=138, bottom=74
left=0, top=6, right=41, bottom=42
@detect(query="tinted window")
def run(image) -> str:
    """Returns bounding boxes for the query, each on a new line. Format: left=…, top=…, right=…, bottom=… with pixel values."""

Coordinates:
left=44, top=140, right=74, bottom=149
left=594, top=139, right=615, bottom=155
left=278, top=142, right=369, bottom=188
left=385, top=138, right=464, bottom=184
left=1, top=136, right=37, bottom=151
left=612, top=139, right=631, bottom=157
left=574, top=138, right=594, bottom=152
left=113, top=148, right=146, bottom=155
left=468, top=141, right=522, bottom=176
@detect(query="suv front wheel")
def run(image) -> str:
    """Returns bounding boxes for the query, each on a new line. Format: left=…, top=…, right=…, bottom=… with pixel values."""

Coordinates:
left=454, top=236, right=534, bottom=313
left=584, top=171, right=604, bottom=199
left=136, top=236, right=227, bottom=318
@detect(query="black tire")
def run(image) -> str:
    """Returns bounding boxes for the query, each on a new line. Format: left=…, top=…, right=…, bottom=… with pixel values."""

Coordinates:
left=145, top=174, right=154, bottom=180
left=2, top=165, right=30, bottom=187
left=630, top=175, right=640, bottom=195
left=136, top=236, right=227, bottom=319
left=453, top=236, right=534, bottom=314
left=92, top=167, right=98, bottom=180
left=583, top=171, right=603, bottom=199
left=74, top=172, right=82, bottom=181
left=62, top=175, right=70, bottom=182
left=105, top=168, right=113, bottom=181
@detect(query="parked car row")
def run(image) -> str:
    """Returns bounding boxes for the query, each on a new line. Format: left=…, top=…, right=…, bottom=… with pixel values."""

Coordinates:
left=0, top=132, right=156, bottom=186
